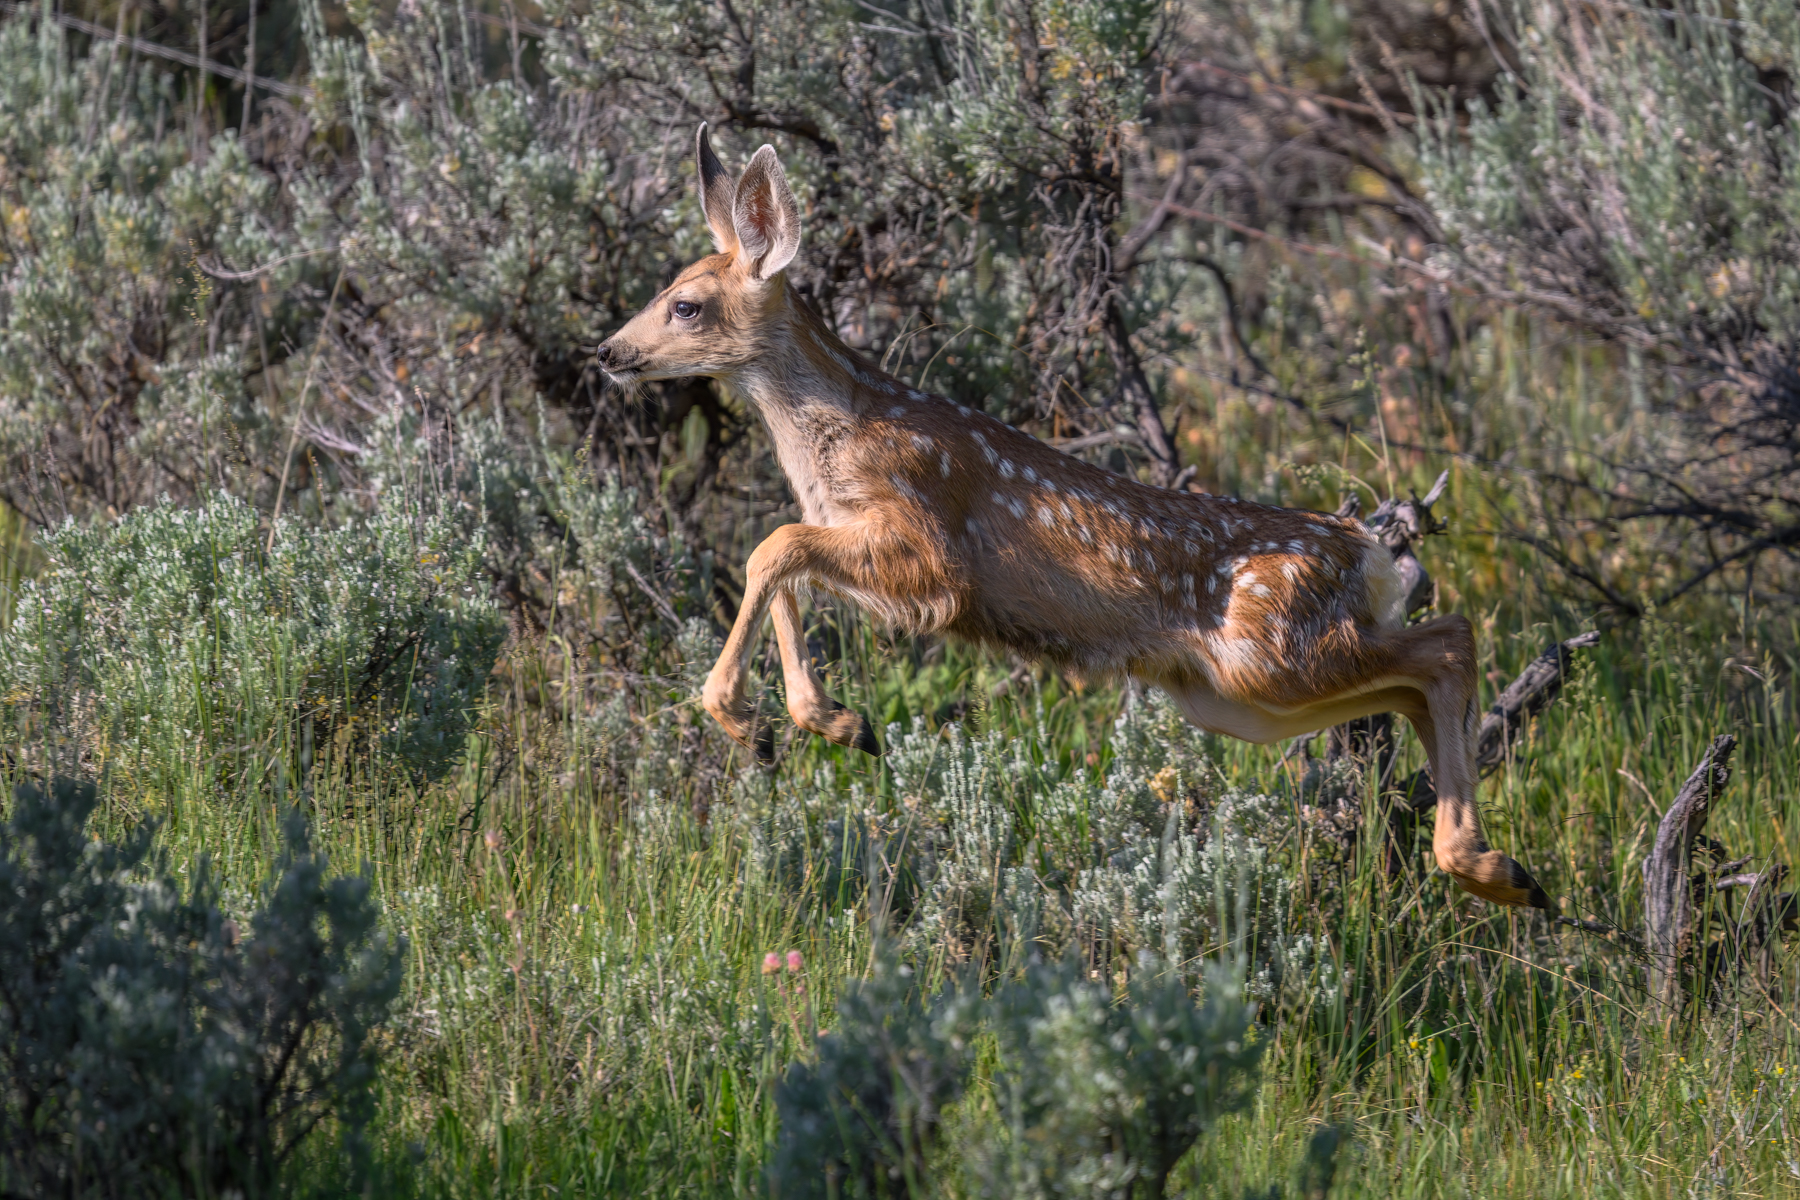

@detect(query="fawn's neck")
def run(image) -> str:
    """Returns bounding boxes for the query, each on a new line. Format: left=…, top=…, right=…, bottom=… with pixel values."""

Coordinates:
left=724, top=283, right=895, bottom=523
left=725, top=282, right=893, bottom=421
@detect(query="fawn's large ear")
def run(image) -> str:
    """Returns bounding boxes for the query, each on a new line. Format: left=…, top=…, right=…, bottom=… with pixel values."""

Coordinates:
left=732, top=145, right=802, bottom=280
left=696, top=124, right=739, bottom=254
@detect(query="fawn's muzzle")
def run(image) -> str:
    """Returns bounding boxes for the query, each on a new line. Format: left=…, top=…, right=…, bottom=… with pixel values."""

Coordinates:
left=595, top=340, right=640, bottom=372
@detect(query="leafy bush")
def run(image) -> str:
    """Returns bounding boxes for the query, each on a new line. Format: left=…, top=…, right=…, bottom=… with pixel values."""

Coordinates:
left=0, top=488, right=503, bottom=789
left=983, top=959, right=1263, bottom=1200
left=0, top=15, right=289, bottom=519
left=873, top=697, right=1335, bottom=1005
left=769, top=947, right=1263, bottom=1200
left=0, top=777, right=404, bottom=1198
left=1415, top=0, right=1800, bottom=605
left=769, top=950, right=976, bottom=1199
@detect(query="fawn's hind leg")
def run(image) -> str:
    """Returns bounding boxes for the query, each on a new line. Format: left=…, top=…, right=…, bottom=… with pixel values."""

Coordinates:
left=770, top=591, right=880, bottom=756
left=1398, top=617, right=1554, bottom=910
left=1163, top=613, right=1552, bottom=911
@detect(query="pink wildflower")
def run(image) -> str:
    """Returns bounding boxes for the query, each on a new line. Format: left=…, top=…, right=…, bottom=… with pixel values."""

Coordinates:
left=762, top=952, right=782, bottom=975
left=786, top=950, right=804, bottom=973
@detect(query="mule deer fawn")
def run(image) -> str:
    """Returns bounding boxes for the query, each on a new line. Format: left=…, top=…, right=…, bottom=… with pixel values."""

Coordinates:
left=595, top=127, right=1552, bottom=911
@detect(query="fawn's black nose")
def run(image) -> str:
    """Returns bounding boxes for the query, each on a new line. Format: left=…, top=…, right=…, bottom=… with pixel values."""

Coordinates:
left=596, top=340, right=641, bottom=373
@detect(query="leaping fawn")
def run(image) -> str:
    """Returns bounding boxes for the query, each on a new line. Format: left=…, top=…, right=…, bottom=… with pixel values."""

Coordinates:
left=596, top=126, right=1553, bottom=911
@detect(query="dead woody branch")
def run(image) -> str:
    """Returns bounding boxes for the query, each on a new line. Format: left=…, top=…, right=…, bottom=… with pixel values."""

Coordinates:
left=1644, top=736, right=1736, bottom=1009
left=1641, top=736, right=1798, bottom=1014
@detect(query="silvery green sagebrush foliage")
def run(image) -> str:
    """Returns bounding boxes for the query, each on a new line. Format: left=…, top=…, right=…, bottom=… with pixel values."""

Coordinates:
left=982, top=958, right=1262, bottom=1200
left=885, top=719, right=1050, bottom=957
left=770, top=949, right=977, bottom=1200
left=0, top=0, right=1199, bottom=527
left=871, top=696, right=1335, bottom=1004
left=0, top=486, right=502, bottom=788
left=766, top=945, right=1262, bottom=1200
left=1417, top=0, right=1800, bottom=355
left=0, top=15, right=291, bottom=521
left=724, top=691, right=1333, bottom=1006
left=0, top=778, right=403, bottom=1199
left=1414, top=0, right=1800, bottom=604
left=527, top=0, right=1178, bottom=437
left=365, top=402, right=718, bottom=654
left=402, top=409, right=730, bottom=801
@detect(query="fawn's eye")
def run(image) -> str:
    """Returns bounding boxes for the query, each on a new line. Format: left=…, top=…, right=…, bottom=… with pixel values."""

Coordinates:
left=672, top=300, right=701, bottom=320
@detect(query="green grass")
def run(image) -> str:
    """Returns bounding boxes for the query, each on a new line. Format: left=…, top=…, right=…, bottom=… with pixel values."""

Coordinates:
left=262, top=610, right=1800, bottom=1198
left=8, top=310, right=1800, bottom=1197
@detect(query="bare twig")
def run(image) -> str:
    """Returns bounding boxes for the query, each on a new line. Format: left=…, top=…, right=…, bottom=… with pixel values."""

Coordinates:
left=621, top=560, right=682, bottom=627
left=1473, top=630, right=1604, bottom=773
left=0, top=0, right=310, bottom=97
left=268, top=268, right=346, bottom=550
left=1362, top=470, right=1451, bottom=614
left=1049, top=429, right=1141, bottom=453
left=1176, top=60, right=1418, bottom=126
left=1554, top=914, right=1649, bottom=960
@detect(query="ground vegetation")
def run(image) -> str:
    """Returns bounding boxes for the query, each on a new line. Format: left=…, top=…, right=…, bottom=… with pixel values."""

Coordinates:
left=3, top=0, right=1800, bottom=1196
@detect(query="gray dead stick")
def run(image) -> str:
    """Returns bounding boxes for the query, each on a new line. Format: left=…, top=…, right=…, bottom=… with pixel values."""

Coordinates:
left=1642, top=735, right=1737, bottom=1012
left=1473, top=629, right=1604, bottom=774
left=1363, top=469, right=1450, bottom=615
left=1335, top=470, right=1449, bottom=618
left=1390, top=629, right=1604, bottom=811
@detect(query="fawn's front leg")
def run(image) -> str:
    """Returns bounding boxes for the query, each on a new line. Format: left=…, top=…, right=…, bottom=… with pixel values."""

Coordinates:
left=771, top=590, right=881, bottom=755
left=703, top=523, right=881, bottom=762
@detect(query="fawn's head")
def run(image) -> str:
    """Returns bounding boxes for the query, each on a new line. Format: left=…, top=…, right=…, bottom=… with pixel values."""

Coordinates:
left=595, top=126, right=803, bottom=386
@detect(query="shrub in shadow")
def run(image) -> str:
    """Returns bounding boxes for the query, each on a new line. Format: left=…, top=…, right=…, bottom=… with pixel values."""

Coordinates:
left=769, top=950, right=977, bottom=1199
left=0, top=778, right=404, bottom=1198
left=983, top=958, right=1263, bottom=1200
left=771, top=948, right=1264, bottom=1200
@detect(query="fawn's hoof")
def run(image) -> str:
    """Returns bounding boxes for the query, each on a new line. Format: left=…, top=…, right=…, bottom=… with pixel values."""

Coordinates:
left=800, top=702, right=883, bottom=757
left=849, top=714, right=882, bottom=758
left=1450, top=852, right=1556, bottom=912
left=751, top=721, right=776, bottom=765
left=704, top=690, right=775, bottom=765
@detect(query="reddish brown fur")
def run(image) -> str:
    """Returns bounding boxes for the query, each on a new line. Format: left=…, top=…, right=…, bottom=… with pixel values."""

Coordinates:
left=595, top=127, right=1554, bottom=911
